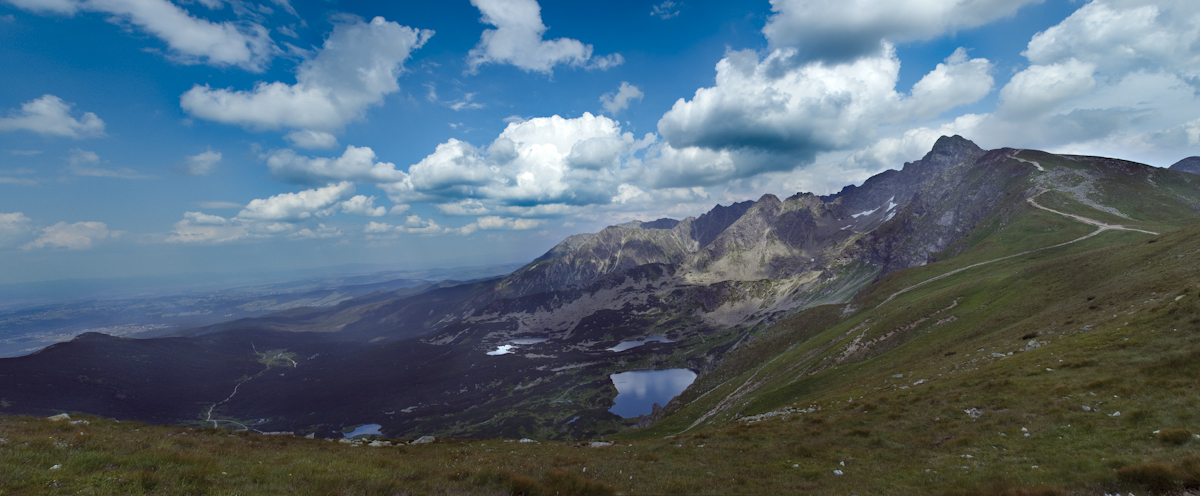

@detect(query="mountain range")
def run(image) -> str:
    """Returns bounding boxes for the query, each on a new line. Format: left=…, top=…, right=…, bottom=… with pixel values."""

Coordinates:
left=2, top=136, right=1199, bottom=444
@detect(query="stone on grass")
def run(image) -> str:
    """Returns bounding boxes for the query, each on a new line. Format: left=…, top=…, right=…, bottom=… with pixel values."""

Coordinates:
left=410, top=436, right=435, bottom=445
left=47, top=414, right=70, bottom=421
left=519, top=438, right=536, bottom=443
left=589, top=441, right=614, bottom=448
left=964, top=408, right=983, bottom=419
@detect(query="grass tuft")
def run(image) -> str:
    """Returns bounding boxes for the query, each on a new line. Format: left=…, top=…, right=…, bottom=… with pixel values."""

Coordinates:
left=1156, top=428, right=1192, bottom=445
left=1116, top=462, right=1180, bottom=494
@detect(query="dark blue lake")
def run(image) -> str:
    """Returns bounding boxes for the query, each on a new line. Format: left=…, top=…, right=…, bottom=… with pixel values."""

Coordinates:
left=608, top=369, right=697, bottom=418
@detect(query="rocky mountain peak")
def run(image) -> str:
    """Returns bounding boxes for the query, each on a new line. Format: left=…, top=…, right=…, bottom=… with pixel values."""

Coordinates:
left=691, top=200, right=755, bottom=249
left=907, top=135, right=984, bottom=176
left=930, top=134, right=981, bottom=154
left=756, top=193, right=781, bottom=205
left=640, top=218, right=681, bottom=230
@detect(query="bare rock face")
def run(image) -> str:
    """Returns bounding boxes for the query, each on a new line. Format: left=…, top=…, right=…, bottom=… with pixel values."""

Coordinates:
left=1169, top=157, right=1200, bottom=175
left=690, top=200, right=754, bottom=248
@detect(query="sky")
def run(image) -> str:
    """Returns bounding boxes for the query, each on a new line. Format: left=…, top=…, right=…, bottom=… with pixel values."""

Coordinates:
left=1, top=0, right=1199, bottom=285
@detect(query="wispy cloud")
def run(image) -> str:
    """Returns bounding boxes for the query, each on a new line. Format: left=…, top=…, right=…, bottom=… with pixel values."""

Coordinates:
left=181, top=148, right=222, bottom=175
left=195, top=201, right=245, bottom=209
left=650, top=1, right=681, bottom=19
left=65, top=149, right=148, bottom=179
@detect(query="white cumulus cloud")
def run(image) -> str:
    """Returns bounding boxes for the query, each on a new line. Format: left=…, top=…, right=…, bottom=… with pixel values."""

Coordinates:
left=0, top=212, right=34, bottom=248
left=22, top=221, right=112, bottom=250
left=905, top=48, right=995, bottom=120
left=182, top=148, right=221, bottom=175
left=997, top=59, right=1097, bottom=119
left=290, top=224, right=342, bottom=239
left=452, top=215, right=545, bottom=235
left=166, top=219, right=248, bottom=243
left=183, top=211, right=229, bottom=225
left=1023, top=1, right=1200, bottom=77
left=264, top=145, right=407, bottom=185
left=237, top=181, right=355, bottom=222
left=651, top=45, right=992, bottom=185
left=0, top=95, right=105, bottom=138
left=475, top=215, right=543, bottom=230
left=6, top=0, right=277, bottom=71
left=397, top=215, right=442, bottom=234
left=180, top=16, right=432, bottom=132
left=599, top=82, right=644, bottom=116
left=466, top=0, right=622, bottom=74
left=935, top=0, right=1200, bottom=165
left=339, top=195, right=386, bottom=217
left=365, top=217, right=435, bottom=235
left=284, top=130, right=339, bottom=150
left=381, top=113, right=653, bottom=211
left=762, top=0, right=1041, bottom=62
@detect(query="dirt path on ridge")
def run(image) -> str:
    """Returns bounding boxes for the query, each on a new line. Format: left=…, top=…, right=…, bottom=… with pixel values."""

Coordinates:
left=875, top=191, right=1158, bottom=309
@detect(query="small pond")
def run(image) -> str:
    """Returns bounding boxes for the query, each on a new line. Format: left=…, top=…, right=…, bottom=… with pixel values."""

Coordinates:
left=608, top=369, right=697, bottom=418
left=342, top=424, right=382, bottom=438
left=607, top=335, right=674, bottom=352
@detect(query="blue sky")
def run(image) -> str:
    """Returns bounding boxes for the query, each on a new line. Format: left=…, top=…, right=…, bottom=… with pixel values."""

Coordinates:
left=2, top=0, right=1199, bottom=285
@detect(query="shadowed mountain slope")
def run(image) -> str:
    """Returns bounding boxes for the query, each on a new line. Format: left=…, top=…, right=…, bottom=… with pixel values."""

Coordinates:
left=1169, top=156, right=1200, bottom=175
